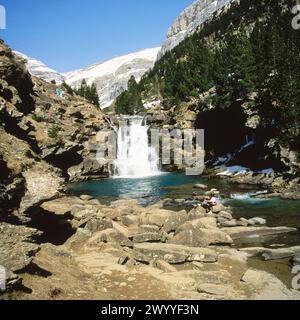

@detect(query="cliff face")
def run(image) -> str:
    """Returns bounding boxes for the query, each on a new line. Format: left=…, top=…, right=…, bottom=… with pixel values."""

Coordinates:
left=158, top=0, right=233, bottom=58
left=123, top=0, right=300, bottom=182
left=0, top=40, right=108, bottom=224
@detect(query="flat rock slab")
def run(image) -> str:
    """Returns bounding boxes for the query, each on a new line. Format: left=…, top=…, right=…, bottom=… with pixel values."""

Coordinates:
left=240, top=246, right=300, bottom=260
left=197, top=283, right=228, bottom=296
left=129, top=233, right=163, bottom=243
left=241, top=269, right=300, bottom=300
left=222, top=226, right=297, bottom=240
left=133, top=243, right=218, bottom=264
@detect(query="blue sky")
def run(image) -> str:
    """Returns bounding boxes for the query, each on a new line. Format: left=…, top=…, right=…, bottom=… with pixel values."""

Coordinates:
left=0, top=0, right=191, bottom=72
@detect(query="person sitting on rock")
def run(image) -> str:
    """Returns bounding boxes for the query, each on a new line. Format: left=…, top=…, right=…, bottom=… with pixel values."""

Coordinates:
left=202, top=196, right=218, bottom=211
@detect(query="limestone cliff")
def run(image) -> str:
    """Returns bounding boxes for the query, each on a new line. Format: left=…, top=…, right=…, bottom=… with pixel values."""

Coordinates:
left=158, top=0, right=234, bottom=58
left=0, top=39, right=108, bottom=223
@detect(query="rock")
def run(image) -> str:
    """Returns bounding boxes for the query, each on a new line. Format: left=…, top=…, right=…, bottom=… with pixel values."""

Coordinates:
left=174, top=199, right=185, bottom=204
left=154, top=260, right=177, bottom=273
left=197, top=283, right=228, bottom=296
left=139, top=225, right=161, bottom=233
left=248, top=217, right=267, bottom=226
left=170, top=218, right=233, bottom=247
left=242, top=269, right=266, bottom=284
left=170, top=227, right=233, bottom=247
left=158, top=0, right=232, bottom=58
left=129, top=233, right=163, bottom=243
left=85, top=218, right=113, bottom=233
left=194, top=184, right=208, bottom=189
left=0, top=223, right=41, bottom=290
left=19, top=162, right=65, bottom=215
left=121, top=215, right=139, bottom=227
left=222, top=226, right=297, bottom=240
left=133, top=243, right=218, bottom=264
left=87, top=229, right=130, bottom=246
left=188, top=206, right=207, bottom=218
left=139, top=209, right=188, bottom=233
left=192, top=261, right=204, bottom=269
left=219, top=220, right=237, bottom=228
left=79, top=195, right=93, bottom=201
left=118, top=256, right=130, bottom=266
left=241, top=269, right=300, bottom=300
left=237, top=218, right=249, bottom=227
left=212, top=204, right=227, bottom=214
left=281, top=192, right=300, bottom=200
left=261, top=246, right=300, bottom=261
left=218, top=211, right=233, bottom=220
left=292, top=255, right=300, bottom=266
left=195, top=217, right=218, bottom=229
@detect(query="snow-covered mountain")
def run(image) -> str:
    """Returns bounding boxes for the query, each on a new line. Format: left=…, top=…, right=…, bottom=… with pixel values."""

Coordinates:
left=158, top=0, right=233, bottom=58
left=14, top=51, right=64, bottom=84
left=64, top=48, right=160, bottom=109
left=14, top=48, right=160, bottom=109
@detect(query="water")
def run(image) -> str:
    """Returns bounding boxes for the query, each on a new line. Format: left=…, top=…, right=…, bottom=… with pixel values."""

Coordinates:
left=69, top=173, right=199, bottom=206
left=111, top=116, right=161, bottom=178
left=224, top=194, right=300, bottom=247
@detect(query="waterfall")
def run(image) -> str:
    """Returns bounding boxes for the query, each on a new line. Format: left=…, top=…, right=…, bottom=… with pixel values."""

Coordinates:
left=111, top=116, right=161, bottom=178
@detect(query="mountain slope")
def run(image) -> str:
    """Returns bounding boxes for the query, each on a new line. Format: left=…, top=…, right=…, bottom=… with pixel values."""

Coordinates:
left=64, top=48, right=160, bottom=109
left=117, top=0, right=300, bottom=176
left=158, top=0, right=233, bottom=58
left=14, top=51, right=64, bottom=84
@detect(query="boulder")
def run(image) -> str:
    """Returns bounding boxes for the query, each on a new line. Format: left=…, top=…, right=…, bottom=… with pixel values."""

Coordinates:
left=212, top=204, right=227, bottom=214
left=188, top=206, right=207, bottom=220
left=85, top=218, right=113, bottom=233
left=292, top=255, right=300, bottom=266
left=222, top=226, right=296, bottom=240
left=79, top=195, right=93, bottom=201
left=219, top=220, right=238, bottom=228
left=170, top=218, right=233, bottom=247
left=237, top=218, right=249, bottom=227
left=218, top=211, right=233, bottom=221
left=87, top=228, right=130, bottom=246
left=170, top=227, right=233, bottom=247
left=129, top=233, right=163, bottom=243
left=133, top=243, right=218, bottom=264
left=0, top=223, right=41, bottom=290
left=248, top=217, right=267, bottom=226
left=194, top=184, right=208, bottom=189
left=121, top=215, right=140, bottom=227
left=154, top=260, right=177, bottom=273
left=139, top=209, right=188, bottom=233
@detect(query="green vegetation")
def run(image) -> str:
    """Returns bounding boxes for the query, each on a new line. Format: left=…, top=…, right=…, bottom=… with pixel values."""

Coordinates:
left=115, top=76, right=145, bottom=115
left=75, top=79, right=100, bottom=108
left=61, top=81, right=74, bottom=96
left=48, top=125, right=61, bottom=140
left=118, top=0, right=299, bottom=145
left=31, top=113, right=44, bottom=122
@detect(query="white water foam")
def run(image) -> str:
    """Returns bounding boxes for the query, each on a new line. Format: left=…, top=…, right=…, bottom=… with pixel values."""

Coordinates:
left=112, top=116, right=162, bottom=179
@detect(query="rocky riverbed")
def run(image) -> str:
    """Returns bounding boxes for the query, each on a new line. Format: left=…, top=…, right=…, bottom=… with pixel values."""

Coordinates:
left=1, top=194, right=300, bottom=300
